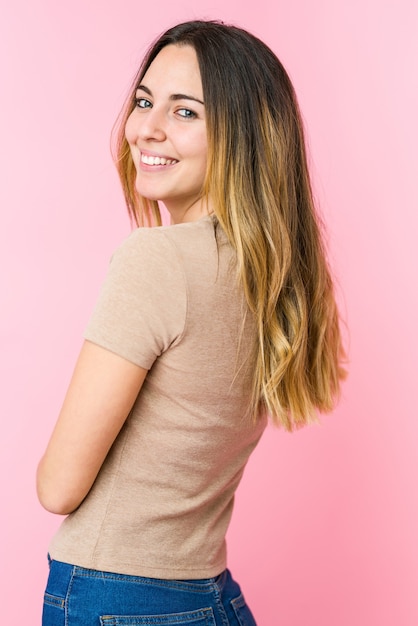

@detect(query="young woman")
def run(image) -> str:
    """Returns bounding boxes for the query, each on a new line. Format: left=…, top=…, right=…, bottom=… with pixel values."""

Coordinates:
left=37, top=20, right=346, bottom=625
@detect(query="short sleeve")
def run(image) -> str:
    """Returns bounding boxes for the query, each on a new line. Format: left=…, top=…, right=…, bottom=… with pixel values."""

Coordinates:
left=84, top=228, right=187, bottom=369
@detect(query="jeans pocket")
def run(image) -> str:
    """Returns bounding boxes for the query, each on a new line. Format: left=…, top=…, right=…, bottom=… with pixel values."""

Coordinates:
left=100, top=607, right=216, bottom=625
left=42, top=592, right=66, bottom=626
left=231, top=593, right=257, bottom=626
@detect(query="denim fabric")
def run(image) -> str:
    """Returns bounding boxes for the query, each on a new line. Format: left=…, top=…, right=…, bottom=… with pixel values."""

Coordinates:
left=42, top=558, right=257, bottom=626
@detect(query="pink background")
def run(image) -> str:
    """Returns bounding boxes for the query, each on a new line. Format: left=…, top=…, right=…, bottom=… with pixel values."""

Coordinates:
left=1, top=1, right=417, bottom=624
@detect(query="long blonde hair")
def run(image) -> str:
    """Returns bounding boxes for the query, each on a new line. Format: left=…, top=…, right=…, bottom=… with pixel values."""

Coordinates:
left=113, top=20, right=346, bottom=430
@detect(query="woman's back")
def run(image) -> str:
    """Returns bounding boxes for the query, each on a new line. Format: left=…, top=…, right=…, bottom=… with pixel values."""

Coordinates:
left=48, top=216, right=266, bottom=579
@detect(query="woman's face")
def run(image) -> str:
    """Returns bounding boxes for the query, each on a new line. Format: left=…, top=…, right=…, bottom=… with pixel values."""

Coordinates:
left=125, top=44, right=209, bottom=223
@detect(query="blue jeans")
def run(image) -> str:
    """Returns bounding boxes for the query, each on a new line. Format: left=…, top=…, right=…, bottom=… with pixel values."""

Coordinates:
left=42, top=558, right=257, bottom=625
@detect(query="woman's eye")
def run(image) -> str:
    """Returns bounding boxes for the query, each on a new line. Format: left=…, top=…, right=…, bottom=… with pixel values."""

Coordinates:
left=135, top=97, right=152, bottom=109
left=177, top=108, right=197, bottom=119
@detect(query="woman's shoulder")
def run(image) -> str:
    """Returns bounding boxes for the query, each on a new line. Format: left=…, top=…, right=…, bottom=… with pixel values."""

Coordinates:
left=111, top=223, right=178, bottom=264
left=115, top=215, right=220, bottom=263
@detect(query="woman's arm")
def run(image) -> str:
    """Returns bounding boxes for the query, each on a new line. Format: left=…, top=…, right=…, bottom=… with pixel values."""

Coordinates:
left=36, top=340, right=147, bottom=515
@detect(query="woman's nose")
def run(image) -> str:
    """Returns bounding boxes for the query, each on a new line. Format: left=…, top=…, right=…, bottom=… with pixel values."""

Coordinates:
left=137, top=107, right=167, bottom=142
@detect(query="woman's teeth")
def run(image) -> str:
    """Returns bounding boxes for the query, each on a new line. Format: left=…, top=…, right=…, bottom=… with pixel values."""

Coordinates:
left=141, top=154, right=177, bottom=166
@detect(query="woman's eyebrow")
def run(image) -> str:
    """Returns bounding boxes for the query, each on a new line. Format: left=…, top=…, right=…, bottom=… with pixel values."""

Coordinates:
left=137, top=84, right=204, bottom=105
left=170, top=93, right=204, bottom=105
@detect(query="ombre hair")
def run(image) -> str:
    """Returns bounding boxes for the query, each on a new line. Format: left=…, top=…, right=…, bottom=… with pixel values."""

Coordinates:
left=113, top=20, right=347, bottom=430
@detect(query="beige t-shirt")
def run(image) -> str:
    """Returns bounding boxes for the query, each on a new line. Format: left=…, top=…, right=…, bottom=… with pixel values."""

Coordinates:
left=49, top=215, right=267, bottom=579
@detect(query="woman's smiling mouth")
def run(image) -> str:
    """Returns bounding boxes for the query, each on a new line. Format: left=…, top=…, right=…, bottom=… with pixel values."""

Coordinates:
left=140, top=153, right=178, bottom=166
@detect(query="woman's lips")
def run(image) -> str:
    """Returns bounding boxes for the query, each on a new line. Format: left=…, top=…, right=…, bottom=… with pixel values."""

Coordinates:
left=140, top=152, right=178, bottom=166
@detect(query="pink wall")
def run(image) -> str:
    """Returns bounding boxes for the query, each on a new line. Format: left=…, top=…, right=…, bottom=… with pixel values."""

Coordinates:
left=1, top=1, right=417, bottom=624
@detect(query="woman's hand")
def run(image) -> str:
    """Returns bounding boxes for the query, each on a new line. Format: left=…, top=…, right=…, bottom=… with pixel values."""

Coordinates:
left=36, top=340, right=147, bottom=515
